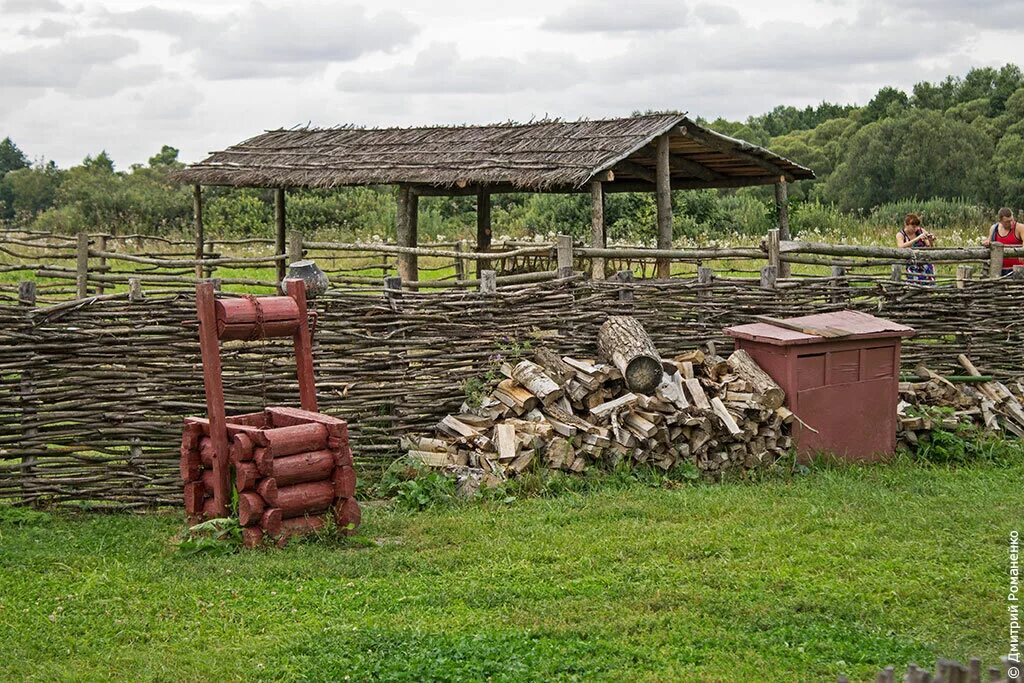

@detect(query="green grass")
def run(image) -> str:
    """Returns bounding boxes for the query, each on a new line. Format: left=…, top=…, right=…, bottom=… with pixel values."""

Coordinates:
left=1, top=459, right=1019, bottom=682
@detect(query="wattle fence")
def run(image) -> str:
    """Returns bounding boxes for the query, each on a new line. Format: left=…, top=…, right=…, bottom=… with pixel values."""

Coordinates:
left=1, top=273, right=1022, bottom=508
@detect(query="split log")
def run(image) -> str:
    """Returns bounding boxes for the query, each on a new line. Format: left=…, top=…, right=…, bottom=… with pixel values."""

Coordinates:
left=597, top=316, right=663, bottom=394
left=273, top=449, right=336, bottom=487
left=726, top=349, right=785, bottom=410
left=511, top=360, right=563, bottom=406
left=230, top=433, right=255, bottom=462
left=533, top=347, right=575, bottom=385
left=276, top=480, right=336, bottom=519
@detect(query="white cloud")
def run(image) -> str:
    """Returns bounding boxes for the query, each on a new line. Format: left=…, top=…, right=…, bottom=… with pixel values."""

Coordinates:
left=541, top=0, right=688, bottom=32
left=693, top=3, right=741, bottom=25
left=2, top=0, right=66, bottom=12
left=0, top=34, right=141, bottom=90
left=94, top=6, right=204, bottom=35
left=18, top=19, right=73, bottom=38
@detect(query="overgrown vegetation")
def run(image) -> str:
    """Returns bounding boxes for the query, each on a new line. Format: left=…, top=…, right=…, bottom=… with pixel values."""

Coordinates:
left=2, top=64, right=1021, bottom=242
left=0, top=458, right=1019, bottom=681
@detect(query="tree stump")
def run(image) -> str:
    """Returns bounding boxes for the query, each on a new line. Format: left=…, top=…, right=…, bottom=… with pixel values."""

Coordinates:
left=597, top=316, right=663, bottom=395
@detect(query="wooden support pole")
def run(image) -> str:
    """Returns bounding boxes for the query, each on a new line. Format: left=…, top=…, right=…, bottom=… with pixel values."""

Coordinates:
left=274, top=188, right=287, bottom=286
left=396, top=186, right=418, bottom=283
left=128, top=278, right=143, bottom=302
left=285, top=278, right=318, bottom=412
left=614, top=269, right=634, bottom=302
left=955, top=265, right=973, bottom=289
left=476, top=189, right=491, bottom=276
left=193, top=185, right=204, bottom=279
left=891, top=263, right=903, bottom=282
left=830, top=265, right=847, bottom=304
left=203, top=239, right=214, bottom=279
left=95, top=234, right=107, bottom=295
left=759, top=265, right=777, bottom=289
left=480, top=269, right=497, bottom=293
left=774, top=178, right=791, bottom=277
left=76, top=232, right=89, bottom=299
left=195, top=280, right=230, bottom=516
left=766, top=228, right=780, bottom=275
left=590, top=180, right=606, bottom=280
left=454, top=240, right=466, bottom=281
left=989, top=243, right=1005, bottom=280
left=655, top=133, right=673, bottom=279
left=556, top=234, right=574, bottom=278
left=18, top=281, right=37, bottom=487
left=289, top=229, right=304, bottom=265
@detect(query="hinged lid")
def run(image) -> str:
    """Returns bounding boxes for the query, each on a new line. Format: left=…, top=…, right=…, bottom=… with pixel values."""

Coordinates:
left=723, top=310, right=915, bottom=346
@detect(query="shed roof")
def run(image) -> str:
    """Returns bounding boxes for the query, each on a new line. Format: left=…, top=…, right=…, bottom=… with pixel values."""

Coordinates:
left=172, top=112, right=814, bottom=192
left=723, top=311, right=916, bottom=346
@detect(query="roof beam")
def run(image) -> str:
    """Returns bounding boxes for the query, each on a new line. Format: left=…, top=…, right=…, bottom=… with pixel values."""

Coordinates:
left=612, top=160, right=656, bottom=183
left=677, top=125, right=793, bottom=181
left=668, top=155, right=726, bottom=182
left=408, top=174, right=782, bottom=196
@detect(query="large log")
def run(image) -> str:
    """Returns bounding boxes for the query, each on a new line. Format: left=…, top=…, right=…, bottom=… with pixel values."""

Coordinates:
left=510, top=360, right=563, bottom=406
left=238, top=491, right=266, bottom=526
left=276, top=480, right=336, bottom=519
left=597, top=316, right=663, bottom=394
left=262, top=423, right=330, bottom=458
left=726, top=349, right=785, bottom=410
left=273, top=450, right=336, bottom=487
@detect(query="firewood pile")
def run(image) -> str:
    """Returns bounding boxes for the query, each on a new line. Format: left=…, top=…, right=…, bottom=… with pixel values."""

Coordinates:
left=404, top=316, right=793, bottom=482
left=898, top=355, right=1024, bottom=446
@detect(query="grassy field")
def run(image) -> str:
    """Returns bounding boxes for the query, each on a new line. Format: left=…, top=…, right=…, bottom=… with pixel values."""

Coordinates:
left=1, top=458, right=1019, bottom=682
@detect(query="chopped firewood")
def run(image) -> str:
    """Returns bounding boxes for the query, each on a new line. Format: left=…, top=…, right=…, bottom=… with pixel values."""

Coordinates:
left=683, top=378, right=712, bottom=410
left=494, top=424, right=517, bottom=462
left=710, top=397, right=743, bottom=436
left=589, top=393, right=638, bottom=419
left=511, top=360, right=564, bottom=406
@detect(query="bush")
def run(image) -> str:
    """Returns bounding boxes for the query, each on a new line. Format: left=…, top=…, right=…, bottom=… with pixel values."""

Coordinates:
left=868, top=197, right=992, bottom=230
left=789, top=200, right=862, bottom=238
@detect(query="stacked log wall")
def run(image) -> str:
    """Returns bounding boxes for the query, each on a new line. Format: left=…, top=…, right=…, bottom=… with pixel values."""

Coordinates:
left=1, top=275, right=1021, bottom=508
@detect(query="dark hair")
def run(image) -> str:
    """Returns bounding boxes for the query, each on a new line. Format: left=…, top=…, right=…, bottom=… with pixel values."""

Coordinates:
left=904, top=213, right=921, bottom=227
left=998, top=207, right=1013, bottom=219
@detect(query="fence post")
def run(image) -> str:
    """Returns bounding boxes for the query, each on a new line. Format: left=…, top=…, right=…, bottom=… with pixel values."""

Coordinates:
left=556, top=234, right=574, bottom=279
left=989, top=243, right=1005, bottom=279
left=830, top=265, right=847, bottom=304
left=480, top=269, right=497, bottom=293
left=891, top=263, right=902, bottom=282
left=766, top=228, right=780, bottom=275
left=955, top=265, right=973, bottom=289
left=1013, top=265, right=1024, bottom=280
left=95, top=234, right=107, bottom=295
left=76, top=232, right=89, bottom=298
left=18, top=281, right=37, bottom=497
left=288, top=229, right=304, bottom=265
left=614, top=269, right=634, bottom=302
left=203, top=239, right=215, bottom=280
left=697, top=266, right=713, bottom=330
left=128, top=277, right=144, bottom=302
left=453, top=240, right=465, bottom=282
left=759, top=265, right=777, bottom=289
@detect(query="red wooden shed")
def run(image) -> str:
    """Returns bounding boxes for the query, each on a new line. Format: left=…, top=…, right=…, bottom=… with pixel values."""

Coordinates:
left=723, top=310, right=915, bottom=462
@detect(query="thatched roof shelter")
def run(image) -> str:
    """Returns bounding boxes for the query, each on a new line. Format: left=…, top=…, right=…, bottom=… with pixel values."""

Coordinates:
left=174, top=113, right=812, bottom=193
left=175, top=112, right=814, bottom=283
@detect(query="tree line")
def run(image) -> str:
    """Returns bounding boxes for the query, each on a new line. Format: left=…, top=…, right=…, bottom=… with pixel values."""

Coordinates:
left=1, top=64, right=1021, bottom=242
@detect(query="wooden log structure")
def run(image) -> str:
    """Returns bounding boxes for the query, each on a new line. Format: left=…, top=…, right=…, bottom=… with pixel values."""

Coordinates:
left=597, top=316, right=664, bottom=394
left=273, top=450, right=336, bottom=486
left=275, top=480, right=336, bottom=518
left=262, top=423, right=330, bottom=458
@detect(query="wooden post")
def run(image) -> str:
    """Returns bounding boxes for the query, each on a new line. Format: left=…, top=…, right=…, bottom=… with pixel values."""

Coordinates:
left=274, top=188, right=287, bottom=285
left=480, top=269, right=497, bottom=293
left=454, top=240, right=466, bottom=281
left=655, top=133, right=672, bottom=279
left=203, top=239, right=215, bottom=279
left=76, top=232, right=89, bottom=299
left=193, top=185, right=204, bottom=279
left=128, top=277, right=143, bottom=301
left=1013, top=264, right=1024, bottom=280
left=285, top=278, right=318, bottom=412
left=383, top=275, right=402, bottom=303
left=989, top=243, right=1004, bottom=279
left=759, top=265, right=777, bottom=289
left=774, top=177, right=791, bottom=277
left=766, top=228, right=780, bottom=275
left=590, top=180, right=605, bottom=280
left=556, top=234, right=574, bottom=278
left=289, top=229, right=304, bottom=265
left=18, top=281, right=36, bottom=491
left=615, top=269, right=634, bottom=302
left=396, top=186, right=418, bottom=284
left=891, top=263, right=903, bottom=282
left=476, top=189, right=491, bottom=276
left=697, top=266, right=713, bottom=328
left=830, top=265, right=847, bottom=304
left=955, top=265, right=973, bottom=289
left=195, top=280, right=230, bottom=516
left=95, top=234, right=107, bottom=295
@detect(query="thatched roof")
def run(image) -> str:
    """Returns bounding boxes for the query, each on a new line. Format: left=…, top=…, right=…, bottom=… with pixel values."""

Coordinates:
left=173, top=113, right=814, bottom=192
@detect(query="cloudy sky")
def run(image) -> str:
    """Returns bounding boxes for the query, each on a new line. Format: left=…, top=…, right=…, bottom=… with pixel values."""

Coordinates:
left=0, top=0, right=1018, bottom=168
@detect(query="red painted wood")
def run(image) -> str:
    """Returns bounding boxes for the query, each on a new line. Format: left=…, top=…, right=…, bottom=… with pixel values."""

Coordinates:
left=724, top=310, right=915, bottom=346
left=198, top=437, right=215, bottom=467
left=260, top=507, right=282, bottom=535
left=230, top=433, right=255, bottom=463
left=334, top=498, right=362, bottom=534
left=333, top=465, right=356, bottom=499
left=242, top=526, right=264, bottom=548
left=180, top=444, right=201, bottom=482
left=202, top=497, right=222, bottom=519
left=334, top=445, right=353, bottom=468
left=276, top=481, right=335, bottom=519
left=267, top=406, right=345, bottom=432
left=273, top=450, right=336, bottom=487
left=276, top=516, right=326, bottom=546
left=257, top=478, right=278, bottom=506
left=218, top=320, right=300, bottom=342
left=238, top=491, right=266, bottom=526
left=216, top=296, right=299, bottom=326
left=235, top=462, right=259, bottom=491
left=254, top=447, right=275, bottom=477
left=263, top=423, right=329, bottom=457
left=183, top=481, right=205, bottom=515
left=196, top=281, right=231, bottom=516
left=286, top=279, right=318, bottom=412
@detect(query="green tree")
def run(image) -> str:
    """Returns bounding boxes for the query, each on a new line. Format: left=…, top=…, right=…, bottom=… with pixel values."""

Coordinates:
left=3, top=161, right=62, bottom=219
left=0, top=137, right=30, bottom=220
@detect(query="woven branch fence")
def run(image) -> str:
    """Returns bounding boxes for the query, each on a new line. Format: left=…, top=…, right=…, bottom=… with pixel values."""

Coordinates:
left=1, top=272, right=1022, bottom=509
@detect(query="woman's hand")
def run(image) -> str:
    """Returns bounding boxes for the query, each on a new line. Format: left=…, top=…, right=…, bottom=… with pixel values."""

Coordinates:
left=982, top=238, right=992, bottom=247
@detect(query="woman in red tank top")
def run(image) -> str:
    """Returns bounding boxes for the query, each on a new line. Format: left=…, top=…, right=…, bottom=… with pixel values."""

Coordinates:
left=983, top=208, right=1024, bottom=276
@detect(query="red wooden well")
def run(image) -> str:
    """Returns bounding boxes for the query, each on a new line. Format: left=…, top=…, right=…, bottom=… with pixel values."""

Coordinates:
left=724, top=310, right=915, bottom=462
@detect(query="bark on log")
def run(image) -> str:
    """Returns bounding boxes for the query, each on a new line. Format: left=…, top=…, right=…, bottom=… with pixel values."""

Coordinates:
left=276, top=480, right=336, bottom=519
left=511, top=360, right=563, bottom=406
left=726, top=349, right=785, bottom=410
left=597, top=316, right=663, bottom=394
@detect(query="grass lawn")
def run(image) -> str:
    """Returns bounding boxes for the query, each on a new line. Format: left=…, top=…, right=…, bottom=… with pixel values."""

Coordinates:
left=0, top=459, right=1019, bottom=682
